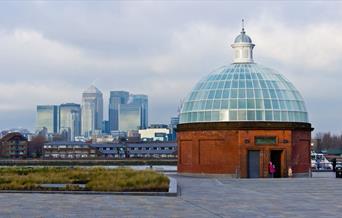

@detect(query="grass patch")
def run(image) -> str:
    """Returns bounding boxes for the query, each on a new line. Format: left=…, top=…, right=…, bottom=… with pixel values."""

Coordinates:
left=0, top=167, right=169, bottom=192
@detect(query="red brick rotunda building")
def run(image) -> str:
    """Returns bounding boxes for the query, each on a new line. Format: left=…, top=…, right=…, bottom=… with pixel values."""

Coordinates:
left=177, top=24, right=313, bottom=178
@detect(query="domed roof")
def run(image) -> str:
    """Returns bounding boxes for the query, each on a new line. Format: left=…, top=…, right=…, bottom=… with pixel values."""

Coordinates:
left=179, top=63, right=308, bottom=124
left=179, top=22, right=309, bottom=124
left=234, top=29, right=252, bottom=43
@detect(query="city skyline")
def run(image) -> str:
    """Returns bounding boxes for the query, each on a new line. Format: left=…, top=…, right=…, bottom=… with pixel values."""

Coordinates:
left=0, top=2, right=342, bottom=133
left=35, top=87, right=150, bottom=140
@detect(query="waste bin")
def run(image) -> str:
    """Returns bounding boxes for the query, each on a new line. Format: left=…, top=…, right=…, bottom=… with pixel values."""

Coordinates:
left=336, top=166, right=342, bottom=178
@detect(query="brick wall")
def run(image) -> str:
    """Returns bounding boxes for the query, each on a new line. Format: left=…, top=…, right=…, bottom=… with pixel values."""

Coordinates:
left=291, top=130, right=311, bottom=173
left=178, top=125, right=311, bottom=178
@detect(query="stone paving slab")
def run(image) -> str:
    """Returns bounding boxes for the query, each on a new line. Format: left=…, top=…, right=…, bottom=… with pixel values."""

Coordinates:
left=0, top=173, right=341, bottom=217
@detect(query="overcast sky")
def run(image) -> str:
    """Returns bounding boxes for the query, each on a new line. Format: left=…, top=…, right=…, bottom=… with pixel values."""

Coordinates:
left=0, top=1, right=341, bottom=133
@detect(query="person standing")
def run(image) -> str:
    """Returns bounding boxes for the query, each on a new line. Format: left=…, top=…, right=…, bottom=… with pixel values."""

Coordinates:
left=269, top=161, right=276, bottom=178
left=288, top=167, right=293, bottom=178
left=271, top=164, right=276, bottom=178
left=332, top=158, right=337, bottom=172
left=316, top=159, right=321, bottom=170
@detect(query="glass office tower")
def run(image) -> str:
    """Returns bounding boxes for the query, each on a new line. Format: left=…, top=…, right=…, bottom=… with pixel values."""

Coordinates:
left=130, top=94, right=148, bottom=129
left=59, top=103, right=81, bottom=141
left=169, top=116, right=180, bottom=141
left=81, top=85, right=103, bottom=137
left=36, top=105, right=58, bottom=133
left=102, top=120, right=110, bottom=134
left=109, top=91, right=129, bottom=131
left=118, top=104, right=141, bottom=132
left=109, top=91, right=149, bottom=132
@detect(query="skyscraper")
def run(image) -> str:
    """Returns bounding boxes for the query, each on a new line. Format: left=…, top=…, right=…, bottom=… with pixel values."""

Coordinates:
left=169, top=116, right=179, bottom=141
left=81, top=85, right=103, bottom=137
left=59, top=103, right=81, bottom=141
left=118, top=104, right=141, bottom=132
left=130, top=94, right=148, bottom=129
left=36, top=105, right=58, bottom=133
left=101, top=120, right=110, bottom=134
left=108, top=91, right=148, bottom=132
left=108, top=91, right=129, bottom=131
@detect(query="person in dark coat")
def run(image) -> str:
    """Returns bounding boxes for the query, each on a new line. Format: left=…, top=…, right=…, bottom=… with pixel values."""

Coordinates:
left=332, top=158, right=337, bottom=172
left=316, top=159, right=321, bottom=170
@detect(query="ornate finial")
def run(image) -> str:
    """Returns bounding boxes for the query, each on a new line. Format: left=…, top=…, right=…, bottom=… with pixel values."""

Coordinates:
left=241, top=19, right=245, bottom=33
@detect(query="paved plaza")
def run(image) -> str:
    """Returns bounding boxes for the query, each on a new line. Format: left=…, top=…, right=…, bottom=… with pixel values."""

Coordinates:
left=0, top=172, right=341, bottom=217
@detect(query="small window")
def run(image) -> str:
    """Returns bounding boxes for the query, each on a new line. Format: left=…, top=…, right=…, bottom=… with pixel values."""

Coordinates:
left=255, top=137, right=277, bottom=145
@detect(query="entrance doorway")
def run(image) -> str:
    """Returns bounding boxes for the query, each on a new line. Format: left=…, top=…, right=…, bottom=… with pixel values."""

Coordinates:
left=248, top=150, right=260, bottom=178
left=270, top=150, right=282, bottom=178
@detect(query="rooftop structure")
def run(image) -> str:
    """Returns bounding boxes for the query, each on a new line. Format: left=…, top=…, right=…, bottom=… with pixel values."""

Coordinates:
left=177, top=21, right=312, bottom=178
left=179, top=21, right=308, bottom=124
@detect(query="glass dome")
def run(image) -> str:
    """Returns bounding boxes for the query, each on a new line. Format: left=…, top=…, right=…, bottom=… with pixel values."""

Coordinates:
left=179, top=63, right=308, bottom=124
left=234, top=31, right=252, bottom=43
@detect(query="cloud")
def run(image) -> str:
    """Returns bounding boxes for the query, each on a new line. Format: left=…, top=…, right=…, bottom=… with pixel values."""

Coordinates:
left=0, top=29, right=86, bottom=81
left=0, top=2, right=342, bottom=132
left=242, top=18, right=342, bottom=106
left=0, top=82, right=80, bottom=110
left=251, top=19, right=342, bottom=71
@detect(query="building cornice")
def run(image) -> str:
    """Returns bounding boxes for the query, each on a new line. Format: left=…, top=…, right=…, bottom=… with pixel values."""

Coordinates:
left=177, top=122, right=313, bottom=132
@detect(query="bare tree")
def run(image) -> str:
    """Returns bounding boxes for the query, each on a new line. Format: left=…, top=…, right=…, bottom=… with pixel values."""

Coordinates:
left=315, top=132, right=342, bottom=151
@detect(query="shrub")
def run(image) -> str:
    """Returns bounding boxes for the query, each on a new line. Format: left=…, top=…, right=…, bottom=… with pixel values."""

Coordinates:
left=0, top=167, right=169, bottom=192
